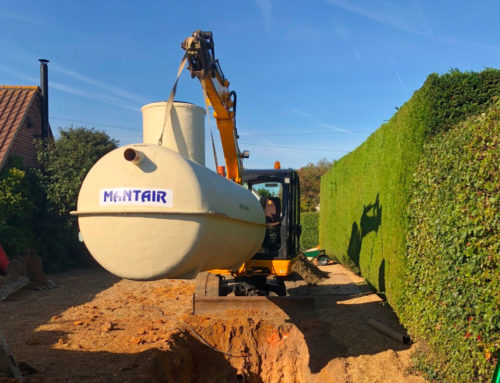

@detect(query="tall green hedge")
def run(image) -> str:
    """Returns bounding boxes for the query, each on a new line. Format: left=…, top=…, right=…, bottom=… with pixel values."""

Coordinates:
left=401, top=102, right=499, bottom=382
left=300, top=212, right=319, bottom=250
left=319, top=69, right=500, bottom=381
left=320, top=69, right=500, bottom=304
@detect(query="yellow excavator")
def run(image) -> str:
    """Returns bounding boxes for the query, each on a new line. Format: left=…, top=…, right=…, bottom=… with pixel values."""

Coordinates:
left=73, top=30, right=310, bottom=317
left=182, top=31, right=302, bottom=303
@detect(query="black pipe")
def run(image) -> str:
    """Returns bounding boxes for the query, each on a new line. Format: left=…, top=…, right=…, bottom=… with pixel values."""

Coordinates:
left=367, top=318, right=411, bottom=344
left=39, top=59, right=49, bottom=139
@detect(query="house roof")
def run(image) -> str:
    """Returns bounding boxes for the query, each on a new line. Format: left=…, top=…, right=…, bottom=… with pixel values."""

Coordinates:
left=0, top=86, right=39, bottom=170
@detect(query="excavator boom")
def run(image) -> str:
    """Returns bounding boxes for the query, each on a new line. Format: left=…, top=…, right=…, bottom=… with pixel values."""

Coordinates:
left=182, top=30, right=243, bottom=184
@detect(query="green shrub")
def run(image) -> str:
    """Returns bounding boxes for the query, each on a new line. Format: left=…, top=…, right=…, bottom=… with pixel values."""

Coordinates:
left=0, top=157, right=84, bottom=270
left=320, top=69, right=500, bottom=304
left=300, top=212, right=319, bottom=250
left=400, top=102, right=499, bottom=382
left=0, top=158, right=42, bottom=256
left=0, top=127, right=117, bottom=271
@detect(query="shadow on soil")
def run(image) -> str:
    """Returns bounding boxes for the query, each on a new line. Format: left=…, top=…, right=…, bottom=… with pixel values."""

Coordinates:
left=6, top=333, right=249, bottom=383
left=21, top=332, right=253, bottom=383
left=1, top=267, right=258, bottom=383
left=0, top=266, right=119, bottom=381
left=280, top=281, right=411, bottom=374
left=1, top=266, right=410, bottom=382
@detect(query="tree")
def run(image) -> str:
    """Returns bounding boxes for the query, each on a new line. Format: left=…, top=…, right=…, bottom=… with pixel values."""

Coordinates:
left=38, top=127, right=118, bottom=215
left=255, top=187, right=272, bottom=198
left=297, top=159, right=334, bottom=212
left=35, top=127, right=118, bottom=268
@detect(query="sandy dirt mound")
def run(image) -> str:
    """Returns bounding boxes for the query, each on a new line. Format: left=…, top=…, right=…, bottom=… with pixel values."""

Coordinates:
left=291, top=254, right=329, bottom=285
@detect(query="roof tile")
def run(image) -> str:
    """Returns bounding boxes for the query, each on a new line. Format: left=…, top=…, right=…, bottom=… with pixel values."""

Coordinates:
left=0, top=86, right=39, bottom=169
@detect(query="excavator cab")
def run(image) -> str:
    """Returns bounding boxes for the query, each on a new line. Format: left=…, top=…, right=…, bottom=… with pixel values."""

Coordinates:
left=201, top=168, right=301, bottom=297
left=202, top=168, right=301, bottom=298
left=243, top=169, right=301, bottom=265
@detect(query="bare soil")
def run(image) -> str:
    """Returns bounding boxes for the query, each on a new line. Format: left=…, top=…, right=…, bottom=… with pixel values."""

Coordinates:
left=0, top=264, right=428, bottom=383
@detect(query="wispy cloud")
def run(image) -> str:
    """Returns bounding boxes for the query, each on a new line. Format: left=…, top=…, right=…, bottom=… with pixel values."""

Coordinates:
left=0, top=66, right=37, bottom=83
left=0, top=65, right=139, bottom=112
left=351, top=47, right=362, bottom=62
left=52, top=65, right=149, bottom=105
left=0, top=9, right=81, bottom=37
left=326, top=0, right=432, bottom=38
left=334, top=23, right=351, bottom=41
left=0, top=10, right=38, bottom=24
left=254, top=0, right=273, bottom=32
left=332, top=16, right=363, bottom=63
left=390, top=58, right=408, bottom=98
left=291, top=107, right=350, bottom=133
left=0, top=41, right=145, bottom=109
left=49, top=81, right=140, bottom=112
left=326, top=0, right=500, bottom=52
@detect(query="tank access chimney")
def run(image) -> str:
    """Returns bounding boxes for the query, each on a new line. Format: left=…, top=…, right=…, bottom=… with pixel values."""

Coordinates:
left=39, top=59, right=49, bottom=139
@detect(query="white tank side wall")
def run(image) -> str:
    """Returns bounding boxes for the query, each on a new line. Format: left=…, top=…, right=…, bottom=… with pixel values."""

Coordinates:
left=79, top=215, right=203, bottom=280
left=76, top=143, right=265, bottom=280
left=142, top=102, right=206, bottom=166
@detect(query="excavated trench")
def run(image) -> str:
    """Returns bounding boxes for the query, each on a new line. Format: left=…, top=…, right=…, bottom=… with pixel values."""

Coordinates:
left=125, top=260, right=343, bottom=383
left=143, top=316, right=345, bottom=383
left=145, top=258, right=338, bottom=382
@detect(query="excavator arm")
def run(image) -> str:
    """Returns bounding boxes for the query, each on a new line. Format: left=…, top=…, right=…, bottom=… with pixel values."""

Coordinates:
left=181, top=31, right=309, bottom=314
left=181, top=30, right=244, bottom=184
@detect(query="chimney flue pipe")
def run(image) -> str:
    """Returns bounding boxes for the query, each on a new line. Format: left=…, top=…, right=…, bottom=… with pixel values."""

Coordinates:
left=39, top=59, right=49, bottom=139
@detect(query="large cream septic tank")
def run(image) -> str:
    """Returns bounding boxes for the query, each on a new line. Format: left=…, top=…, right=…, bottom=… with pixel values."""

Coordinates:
left=73, top=102, right=265, bottom=280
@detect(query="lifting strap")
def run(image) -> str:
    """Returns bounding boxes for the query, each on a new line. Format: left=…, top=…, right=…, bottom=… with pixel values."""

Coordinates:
left=158, top=52, right=188, bottom=146
left=158, top=43, right=220, bottom=170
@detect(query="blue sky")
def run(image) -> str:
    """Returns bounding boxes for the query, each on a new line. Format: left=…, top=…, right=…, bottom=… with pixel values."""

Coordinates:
left=1, top=1, right=499, bottom=170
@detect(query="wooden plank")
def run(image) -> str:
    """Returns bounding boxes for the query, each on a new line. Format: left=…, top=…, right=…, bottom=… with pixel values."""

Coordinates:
left=0, top=277, right=30, bottom=301
left=0, top=326, right=23, bottom=381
